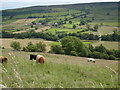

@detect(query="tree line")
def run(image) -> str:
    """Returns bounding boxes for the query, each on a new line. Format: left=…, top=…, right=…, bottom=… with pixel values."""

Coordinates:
left=10, top=36, right=120, bottom=60
left=1, top=30, right=119, bottom=41
left=50, top=36, right=120, bottom=60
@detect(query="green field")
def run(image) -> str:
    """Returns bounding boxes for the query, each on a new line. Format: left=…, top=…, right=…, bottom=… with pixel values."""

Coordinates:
left=97, top=26, right=118, bottom=35
left=1, top=49, right=118, bottom=88
left=50, top=41, right=92, bottom=46
left=92, top=41, right=119, bottom=50
left=2, top=2, right=119, bottom=36
left=44, top=27, right=86, bottom=34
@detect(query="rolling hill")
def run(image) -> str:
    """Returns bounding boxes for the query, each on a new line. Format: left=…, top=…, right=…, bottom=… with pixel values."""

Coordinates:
left=1, top=48, right=118, bottom=88
left=0, top=2, right=119, bottom=88
left=2, top=2, right=119, bottom=26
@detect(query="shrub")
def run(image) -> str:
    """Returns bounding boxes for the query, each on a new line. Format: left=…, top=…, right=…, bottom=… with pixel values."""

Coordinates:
left=109, top=55, right=116, bottom=60
left=25, top=42, right=37, bottom=52
left=10, top=41, right=21, bottom=50
left=61, top=36, right=89, bottom=56
left=70, top=51, right=78, bottom=56
left=35, top=41, right=46, bottom=52
left=101, top=53, right=109, bottom=59
left=94, top=44, right=107, bottom=53
left=73, top=25, right=76, bottom=29
left=88, top=52, right=100, bottom=58
left=50, top=45, right=64, bottom=54
left=22, top=41, right=46, bottom=52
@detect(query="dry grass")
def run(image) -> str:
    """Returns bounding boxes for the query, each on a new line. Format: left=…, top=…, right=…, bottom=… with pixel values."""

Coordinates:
left=1, top=49, right=118, bottom=88
left=1, top=38, right=53, bottom=52
left=35, top=26, right=51, bottom=32
left=2, top=19, right=36, bottom=28
left=98, top=26, right=118, bottom=35
left=92, top=41, right=119, bottom=50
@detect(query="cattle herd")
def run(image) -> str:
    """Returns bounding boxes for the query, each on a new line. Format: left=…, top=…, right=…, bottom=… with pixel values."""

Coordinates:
left=0, top=54, right=96, bottom=63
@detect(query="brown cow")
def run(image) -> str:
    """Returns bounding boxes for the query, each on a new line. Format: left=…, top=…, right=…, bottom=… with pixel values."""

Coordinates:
left=0, top=56, right=7, bottom=63
left=36, top=55, right=45, bottom=64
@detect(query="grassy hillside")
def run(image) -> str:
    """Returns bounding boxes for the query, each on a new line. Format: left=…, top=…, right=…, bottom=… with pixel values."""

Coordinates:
left=0, top=38, right=95, bottom=53
left=1, top=2, right=119, bottom=88
left=2, top=2, right=118, bottom=26
left=92, top=41, right=119, bottom=50
left=1, top=49, right=118, bottom=88
left=1, top=2, right=119, bottom=38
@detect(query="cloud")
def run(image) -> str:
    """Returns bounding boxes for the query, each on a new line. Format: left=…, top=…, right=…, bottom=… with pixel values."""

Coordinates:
left=1, top=0, right=66, bottom=2
left=1, top=0, right=119, bottom=2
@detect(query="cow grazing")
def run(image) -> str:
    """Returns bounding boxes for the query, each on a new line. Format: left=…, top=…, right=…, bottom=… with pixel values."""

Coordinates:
left=30, top=54, right=45, bottom=64
left=36, top=55, right=45, bottom=64
left=87, top=58, right=95, bottom=63
left=30, top=54, right=37, bottom=60
left=0, top=56, right=7, bottom=63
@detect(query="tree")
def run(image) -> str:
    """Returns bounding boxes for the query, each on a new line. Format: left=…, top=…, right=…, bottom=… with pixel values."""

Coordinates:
left=23, top=41, right=46, bottom=52
left=100, top=23, right=103, bottom=26
left=35, top=41, right=46, bottom=52
left=50, top=45, right=64, bottom=54
left=106, top=13, right=110, bottom=15
left=32, top=21, right=36, bottom=25
left=69, top=21, right=72, bottom=24
left=86, top=23, right=90, bottom=30
left=31, top=25, right=34, bottom=28
left=88, top=44, right=94, bottom=52
left=25, top=42, right=36, bottom=52
left=80, top=20, right=86, bottom=25
left=35, top=27, right=38, bottom=30
left=73, top=25, right=76, bottom=29
left=10, top=41, right=21, bottom=50
left=94, top=44, right=107, bottom=53
left=109, top=55, right=115, bottom=60
left=93, top=24, right=99, bottom=31
left=61, top=36, right=89, bottom=56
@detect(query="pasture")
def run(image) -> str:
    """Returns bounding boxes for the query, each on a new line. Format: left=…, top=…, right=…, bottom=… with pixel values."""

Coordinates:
left=92, top=41, right=119, bottom=50
left=0, top=38, right=53, bottom=52
left=1, top=49, right=118, bottom=88
left=1, top=38, right=118, bottom=51
left=1, top=38, right=94, bottom=52
left=97, top=26, right=118, bottom=35
left=1, top=2, right=119, bottom=88
left=44, top=27, right=85, bottom=34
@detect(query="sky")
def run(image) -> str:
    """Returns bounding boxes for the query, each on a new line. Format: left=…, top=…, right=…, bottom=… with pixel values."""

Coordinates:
left=0, top=0, right=119, bottom=10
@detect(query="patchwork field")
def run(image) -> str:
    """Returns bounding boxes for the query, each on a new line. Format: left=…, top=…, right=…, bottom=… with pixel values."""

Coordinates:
left=1, top=49, right=118, bottom=88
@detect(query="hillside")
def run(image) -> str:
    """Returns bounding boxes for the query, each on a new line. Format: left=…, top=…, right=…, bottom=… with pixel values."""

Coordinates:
left=2, top=2, right=118, bottom=25
left=1, top=48, right=118, bottom=88
left=1, top=2, right=119, bottom=88
left=1, top=2, right=119, bottom=39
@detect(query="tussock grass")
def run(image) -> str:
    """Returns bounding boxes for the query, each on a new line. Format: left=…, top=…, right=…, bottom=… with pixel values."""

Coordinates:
left=1, top=49, right=118, bottom=88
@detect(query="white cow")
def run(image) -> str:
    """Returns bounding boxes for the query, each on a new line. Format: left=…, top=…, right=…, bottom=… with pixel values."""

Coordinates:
left=87, top=58, right=95, bottom=63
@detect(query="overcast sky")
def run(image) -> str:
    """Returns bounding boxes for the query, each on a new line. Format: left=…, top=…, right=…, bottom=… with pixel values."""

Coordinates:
left=1, top=0, right=118, bottom=2
left=0, top=0, right=119, bottom=10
